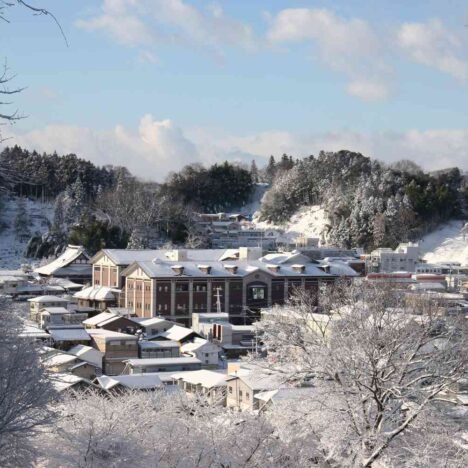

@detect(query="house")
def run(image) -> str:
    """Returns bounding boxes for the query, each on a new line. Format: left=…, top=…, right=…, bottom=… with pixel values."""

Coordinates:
left=82, top=311, right=138, bottom=334
left=0, top=270, right=29, bottom=295
left=74, top=286, right=122, bottom=310
left=39, top=307, right=88, bottom=329
left=42, top=350, right=100, bottom=380
left=181, top=338, right=221, bottom=367
left=171, top=369, right=227, bottom=404
left=95, top=373, right=163, bottom=393
left=120, top=247, right=333, bottom=325
left=35, top=245, right=91, bottom=283
left=48, top=326, right=91, bottom=351
left=28, top=295, right=70, bottom=322
left=367, top=243, right=420, bottom=273
left=124, top=357, right=202, bottom=374
left=139, top=340, right=180, bottom=359
left=49, top=373, right=93, bottom=394
left=226, top=367, right=286, bottom=411
left=87, top=329, right=138, bottom=375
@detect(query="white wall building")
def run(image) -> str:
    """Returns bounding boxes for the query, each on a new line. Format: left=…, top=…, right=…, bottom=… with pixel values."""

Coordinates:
left=368, top=243, right=420, bottom=273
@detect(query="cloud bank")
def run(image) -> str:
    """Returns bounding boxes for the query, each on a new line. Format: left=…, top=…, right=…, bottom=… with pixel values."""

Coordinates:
left=5, top=116, right=467, bottom=181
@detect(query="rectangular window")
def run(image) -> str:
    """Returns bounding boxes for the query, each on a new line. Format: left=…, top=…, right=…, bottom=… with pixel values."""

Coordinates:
left=250, top=287, right=265, bottom=300
left=229, top=386, right=232, bottom=394
left=246, top=392, right=250, bottom=399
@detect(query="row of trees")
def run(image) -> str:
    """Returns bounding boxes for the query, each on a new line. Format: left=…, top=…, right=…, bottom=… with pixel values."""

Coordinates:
left=260, top=150, right=466, bottom=249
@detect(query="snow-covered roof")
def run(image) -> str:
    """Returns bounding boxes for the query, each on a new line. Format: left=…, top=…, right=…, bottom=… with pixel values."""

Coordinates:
left=67, top=344, right=103, bottom=368
left=49, top=328, right=91, bottom=342
left=82, top=312, right=115, bottom=326
left=19, top=323, right=50, bottom=339
left=43, top=352, right=77, bottom=367
left=131, top=317, right=172, bottom=328
left=28, top=295, right=69, bottom=303
left=48, top=278, right=84, bottom=290
left=74, top=286, right=120, bottom=301
left=154, top=325, right=197, bottom=342
left=255, top=387, right=316, bottom=403
left=126, top=357, right=201, bottom=367
left=320, top=261, right=359, bottom=277
left=411, top=282, right=446, bottom=290
left=139, top=340, right=180, bottom=349
left=35, top=245, right=89, bottom=276
left=96, top=373, right=163, bottom=390
left=94, top=248, right=231, bottom=266
left=181, top=338, right=210, bottom=353
left=227, top=370, right=286, bottom=391
left=171, top=369, right=227, bottom=388
left=50, top=373, right=89, bottom=393
left=40, top=307, right=71, bottom=315
left=86, top=329, right=138, bottom=341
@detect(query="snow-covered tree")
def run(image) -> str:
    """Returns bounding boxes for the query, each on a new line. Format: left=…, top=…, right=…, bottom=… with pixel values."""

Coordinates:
left=0, top=298, right=56, bottom=467
left=13, top=197, right=30, bottom=240
left=255, top=283, right=468, bottom=467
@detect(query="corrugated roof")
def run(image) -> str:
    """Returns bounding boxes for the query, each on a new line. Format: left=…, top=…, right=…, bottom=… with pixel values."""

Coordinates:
left=28, top=295, right=69, bottom=303
left=68, top=344, right=103, bottom=368
left=96, top=373, right=163, bottom=390
left=155, top=325, right=197, bottom=342
left=126, top=357, right=201, bottom=367
left=74, top=286, right=120, bottom=301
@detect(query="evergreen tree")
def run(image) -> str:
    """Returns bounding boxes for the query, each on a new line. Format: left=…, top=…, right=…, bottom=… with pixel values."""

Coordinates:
left=14, top=198, right=30, bottom=240
left=250, top=160, right=259, bottom=183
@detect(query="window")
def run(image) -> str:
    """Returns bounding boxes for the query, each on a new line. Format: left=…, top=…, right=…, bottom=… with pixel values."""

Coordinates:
left=250, top=286, right=265, bottom=300
left=176, top=283, right=189, bottom=292
left=229, top=386, right=233, bottom=394
left=239, top=390, right=243, bottom=401
left=246, top=392, right=250, bottom=399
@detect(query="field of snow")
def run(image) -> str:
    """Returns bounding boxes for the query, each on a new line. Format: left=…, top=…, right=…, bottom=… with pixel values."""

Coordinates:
left=419, top=220, right=468, bottom=265
left=0, top=196, right=53, bottom=269
left=254, top=204, right=331, bottom=244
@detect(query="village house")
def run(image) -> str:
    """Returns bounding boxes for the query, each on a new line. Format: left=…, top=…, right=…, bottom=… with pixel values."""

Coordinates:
left=35, top=245, right=92, bottom=284
left=0, top=269, right=30, bottom=295
left=150, top=324, right=201, bottom=344
left=191, top=312, right=230, bottom=338
left=226, top=365, right=286, bottom=411
left=87, top=329, right=139, bottom=375
left=211, top=322, right=256, bottom=357
left=180, top=338, right=221, bottom=367
left=131, top=316, right=174, bottom=336
left=28, top=295, right=70, bottom=322
left=39, top=307, right=88, bottom=329
left=82, top=311, right=138, bottom=334
left=43, top=350, right=100, bottom=380
left=48, top=326, right=92, bottom=351
left=95, top=374, right=164, bottom=393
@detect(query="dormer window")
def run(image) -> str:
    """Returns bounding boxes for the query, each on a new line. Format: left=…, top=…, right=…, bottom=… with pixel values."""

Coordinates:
left=291, top=264, right=306, bottom=273
left=198, top=265, right=212, bottom=274
left=224, top=264, right=238, bottom=274
left=171, top=265, right=184, bottom=275
left=267, top=265, right=280, bottom=273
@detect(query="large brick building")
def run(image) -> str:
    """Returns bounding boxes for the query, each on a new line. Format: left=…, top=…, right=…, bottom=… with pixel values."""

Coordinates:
left=90, top=248, right=339, bottom=326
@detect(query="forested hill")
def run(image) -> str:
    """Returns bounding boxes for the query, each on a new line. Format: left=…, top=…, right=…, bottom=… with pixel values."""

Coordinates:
left=0, top=146, right=254, bottom=258
left=259, top=151, right=468, bottom=250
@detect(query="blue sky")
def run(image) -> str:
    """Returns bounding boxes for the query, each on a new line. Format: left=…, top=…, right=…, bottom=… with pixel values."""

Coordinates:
left=3, top=0, right=468, bottom=179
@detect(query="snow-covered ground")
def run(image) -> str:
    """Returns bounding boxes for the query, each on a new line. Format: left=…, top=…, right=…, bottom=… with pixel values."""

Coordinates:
left=419, top=220, right=468, bottom=265
left=236, top=183, right=269, bottom=218
left=254, top=204, right=331, bottom=244
left=0, top=196, right=53, bottom=269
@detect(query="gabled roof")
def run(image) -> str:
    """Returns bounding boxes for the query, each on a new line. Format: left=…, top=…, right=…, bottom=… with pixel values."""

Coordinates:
left=49, top=327, right=91, bottom=342
left=50, top=373, right=91, bottom=393
left=96, top=373, right=163, bottom=390
left=82, top=312, right=115, bottom=326
left=154, top=325, right=198, bottom=342
left=40, top=307, right=71, bottom=315
left=126, top=357, right=201, bottom=367
left=68, top=344, right=104, bottom=368
left=74, top=286, right=120, bottom=301
left=181, top=338, right=219, bottom=353
left=35, top=245, right=90, bottom=276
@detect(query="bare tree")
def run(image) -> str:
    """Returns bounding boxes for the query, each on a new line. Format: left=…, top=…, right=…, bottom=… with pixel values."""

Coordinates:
left=255, top=282, right=468, bottom=467
left=0, top=298, right=56, bottom=466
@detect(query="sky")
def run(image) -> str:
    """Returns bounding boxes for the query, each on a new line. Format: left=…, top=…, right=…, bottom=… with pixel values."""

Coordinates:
left=2, top=0, right=468, bottom=179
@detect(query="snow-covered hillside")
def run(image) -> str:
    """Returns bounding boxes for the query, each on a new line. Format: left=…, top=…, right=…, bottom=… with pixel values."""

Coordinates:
left=419, top=220, right=468, bottom=265
left=0, top=196, right=54, bottom=269
left=254, top=204, right=331, bottom=244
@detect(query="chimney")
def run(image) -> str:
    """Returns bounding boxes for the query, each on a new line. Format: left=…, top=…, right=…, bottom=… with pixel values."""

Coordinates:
left=239, top=247, right=262, bottom=260
left=167, top=249, right=188, bottom=261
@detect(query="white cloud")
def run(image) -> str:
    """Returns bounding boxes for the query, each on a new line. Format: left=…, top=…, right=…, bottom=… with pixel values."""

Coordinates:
left=266, top=8, right=392, bottom=101
left=397, top=20, right=468, bottom=81
left=76, top=0, right=255, bottom=60
left=5, top=117, right=467, bottom=182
